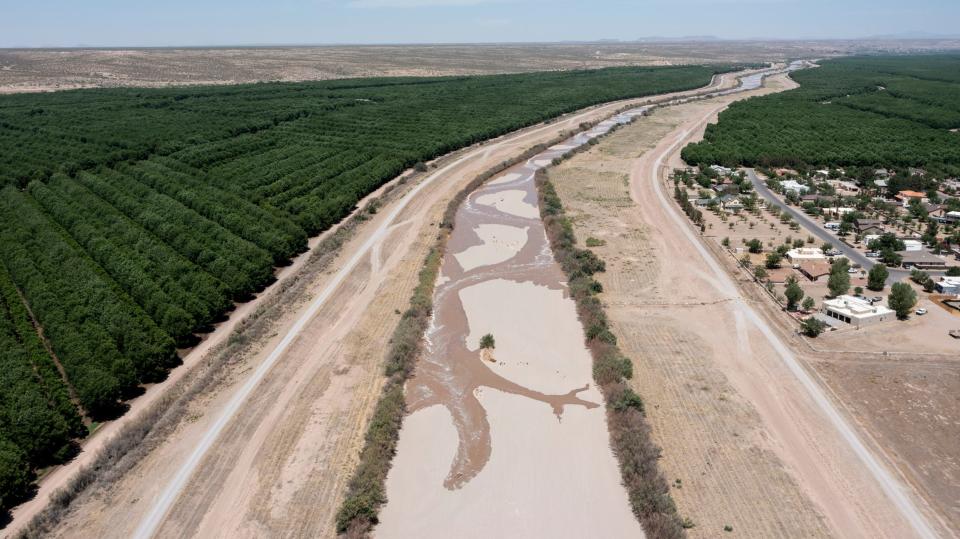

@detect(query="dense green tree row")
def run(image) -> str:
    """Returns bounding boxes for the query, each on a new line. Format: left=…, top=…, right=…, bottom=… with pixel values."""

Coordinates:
left=0, top=264, right=84, bottom=512
left=119, top=158, right=307, bottom=263
left=0, top=187, right=177, bottom=415
left=74, top=169, right=276, bottom=298
left=682, top=55, right=960, bottom=172
left=0, top=65, right=727, bottom=190
left=27, top=177, right=233, bottom=342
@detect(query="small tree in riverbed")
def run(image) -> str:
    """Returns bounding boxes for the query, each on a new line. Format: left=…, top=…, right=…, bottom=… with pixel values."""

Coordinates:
left=480, top=333, right=495, bottom=349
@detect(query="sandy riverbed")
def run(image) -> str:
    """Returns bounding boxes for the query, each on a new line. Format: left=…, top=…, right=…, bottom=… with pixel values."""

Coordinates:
left=377, top=121, right=644, bottom=538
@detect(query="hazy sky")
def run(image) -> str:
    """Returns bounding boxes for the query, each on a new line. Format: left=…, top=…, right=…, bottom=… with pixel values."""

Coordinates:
left=2, top=0, right=958, bottom=47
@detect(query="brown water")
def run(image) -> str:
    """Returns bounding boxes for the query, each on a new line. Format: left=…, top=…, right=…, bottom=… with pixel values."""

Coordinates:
left=406, top=113, right=647, bottom=489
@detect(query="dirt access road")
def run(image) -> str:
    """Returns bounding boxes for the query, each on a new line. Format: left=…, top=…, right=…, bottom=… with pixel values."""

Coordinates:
left=547, top=73, right=945, bottom=537
left=7, top=73, right=746, bottom=539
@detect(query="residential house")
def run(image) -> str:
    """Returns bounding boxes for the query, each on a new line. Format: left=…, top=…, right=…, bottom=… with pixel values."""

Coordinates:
left=721, top=197, right=744, bottom=214
left=854, top=218, right=884, bottom=236
left=899, top=250, right=947, bottom=270
left=934, top=277, right=960, bottom=296
left=821, top=295, right=894, bottom=328
left=925, top=204, right=945, bottom=219
left=787, top=248, right=827, bottom=264
left=895, top=190, right=928, bottom=204
left=780, top=180, right=810, bottom=194
left=902, top=239, right=923, bottom=252
left=798, top=260, right=832, bottom=282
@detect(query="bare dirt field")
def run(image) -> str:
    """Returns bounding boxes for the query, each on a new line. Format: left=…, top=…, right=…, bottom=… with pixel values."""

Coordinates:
left=3, top=39, right=959, bottom=93
left=546, top=72, right=954, bottom=538
left=7, top=75, right=747, bottom=539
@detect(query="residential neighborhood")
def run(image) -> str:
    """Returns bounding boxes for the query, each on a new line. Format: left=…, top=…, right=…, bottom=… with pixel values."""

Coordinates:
left=671, top=163, right=960, bottom=343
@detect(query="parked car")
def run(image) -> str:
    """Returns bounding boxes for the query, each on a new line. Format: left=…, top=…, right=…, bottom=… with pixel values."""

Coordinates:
left=915, top=308, right=928, bottom=316
left=866, top=251, right=880, bottom=258
left=870, top=296, right=883, bottom=304
left=847, top=267, right=859, bottom=274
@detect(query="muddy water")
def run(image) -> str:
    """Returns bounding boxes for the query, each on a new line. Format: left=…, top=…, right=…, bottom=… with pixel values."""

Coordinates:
left=405, top=111, right=648, bottom=490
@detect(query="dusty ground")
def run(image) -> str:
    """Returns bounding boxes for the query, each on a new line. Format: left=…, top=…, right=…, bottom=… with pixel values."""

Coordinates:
left=9, top=75, right=745, bottom=539
left=546, top=72, right=953, bottom=538
left=3, top=40, right=959, bottom=93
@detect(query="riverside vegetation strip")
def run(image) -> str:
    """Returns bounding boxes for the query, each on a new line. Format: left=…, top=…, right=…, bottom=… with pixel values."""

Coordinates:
left=0, top=64, right=738, bottom=511
left=682, top=54, right=960, bottom=173
left=535, top=170, right=685, bottom=538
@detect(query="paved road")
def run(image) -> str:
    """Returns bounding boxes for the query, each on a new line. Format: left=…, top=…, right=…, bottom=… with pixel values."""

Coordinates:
left=745, top=169, right=909, bottom=285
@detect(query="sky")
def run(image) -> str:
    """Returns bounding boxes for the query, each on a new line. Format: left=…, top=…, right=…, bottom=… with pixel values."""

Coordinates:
left=1, top=0, right=958, bottom=48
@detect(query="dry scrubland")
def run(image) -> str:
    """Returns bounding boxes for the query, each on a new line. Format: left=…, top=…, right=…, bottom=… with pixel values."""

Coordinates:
left=546, top=78, right=832, bottom=537
left=2, top=40, right=958, bottom=93
left=547, top=75, right=959, bottom=535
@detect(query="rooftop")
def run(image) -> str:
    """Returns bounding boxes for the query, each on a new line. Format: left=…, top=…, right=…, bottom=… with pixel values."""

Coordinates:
left=823, top=295, right=894, bottom=318
left=899, top=250, right=947, bottom=265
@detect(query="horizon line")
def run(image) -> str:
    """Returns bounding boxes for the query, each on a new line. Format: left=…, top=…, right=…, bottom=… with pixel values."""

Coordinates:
left=4, top=36, right=960, bottom=51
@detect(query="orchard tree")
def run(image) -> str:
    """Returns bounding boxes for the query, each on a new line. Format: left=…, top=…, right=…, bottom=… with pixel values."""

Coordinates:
left=0, top=440, right=31, bottom=511
left=765, top=252, right=783, bottom=269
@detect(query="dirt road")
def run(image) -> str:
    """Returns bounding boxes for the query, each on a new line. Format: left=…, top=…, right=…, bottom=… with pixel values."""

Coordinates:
left=547, top=72, right=941, bottom=538
left=8, top=73, right=748, bottom=539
